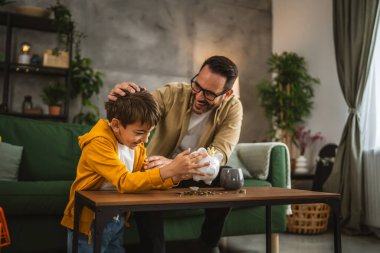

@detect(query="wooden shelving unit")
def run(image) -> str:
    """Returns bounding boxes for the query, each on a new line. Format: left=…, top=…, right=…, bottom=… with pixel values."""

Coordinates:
left=0, top=11, right=73, bottom=121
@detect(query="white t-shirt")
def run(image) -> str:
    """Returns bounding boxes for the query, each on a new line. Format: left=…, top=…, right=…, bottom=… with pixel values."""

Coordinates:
left=172, top=111, right=212, bottom=158
left=100, top=142, right=135, bottom=190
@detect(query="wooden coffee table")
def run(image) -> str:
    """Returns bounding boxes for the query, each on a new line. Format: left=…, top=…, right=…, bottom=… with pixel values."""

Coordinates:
left=73, top=186, right=341, bottom=253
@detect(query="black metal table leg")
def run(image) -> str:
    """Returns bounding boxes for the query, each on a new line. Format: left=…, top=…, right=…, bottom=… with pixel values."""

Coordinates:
left=73, top=194, right=121, bottom=253
left=330, top=199, right=342, bottom=253
left=266, top=205, right=272, bottom=253
left=93, top=207, right=122, bottom=253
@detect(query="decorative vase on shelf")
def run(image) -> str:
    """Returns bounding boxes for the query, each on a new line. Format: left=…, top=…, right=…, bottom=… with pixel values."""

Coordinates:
left=22, top=95, right=33, bottom=113
left=295, top=155, right=309, bottom=174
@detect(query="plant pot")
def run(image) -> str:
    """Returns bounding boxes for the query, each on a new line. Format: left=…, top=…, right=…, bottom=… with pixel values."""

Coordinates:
left=295, top=155, right=309, bottom=174
left=49, top=105, right=61, bottom=116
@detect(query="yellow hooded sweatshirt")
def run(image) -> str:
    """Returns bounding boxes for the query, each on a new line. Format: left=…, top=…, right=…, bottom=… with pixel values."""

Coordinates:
left=61, top=119, right=174, bottom=236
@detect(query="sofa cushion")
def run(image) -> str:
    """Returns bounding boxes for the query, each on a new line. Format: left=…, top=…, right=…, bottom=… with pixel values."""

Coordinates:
left=243, top=178, right=271, bottom=187
left=0, top=181, right=72, bottom=216
left=0, top=115, right=91, bottom=181
left=237, top=143, right=289, bottom=181
left=226, top=148, right=252, bottom=179
left=0, top=142, right=23, bottom=181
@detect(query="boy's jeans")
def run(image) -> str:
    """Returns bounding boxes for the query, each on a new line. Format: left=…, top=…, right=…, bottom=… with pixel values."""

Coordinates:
left=67, top=215, right=125, bottom=253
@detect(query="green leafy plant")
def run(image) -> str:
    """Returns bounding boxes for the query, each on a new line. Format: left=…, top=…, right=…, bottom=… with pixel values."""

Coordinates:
left=71, top=55, right=103, bottom=125
left=49, top=1, right=85, bottom=55
left=257, top=52, right=319, bottom=140
left=49, top=1, right=103, bottom=125
left=48, top=1, right=73, bottom=54
left=40, top=82, right=66, bottom=106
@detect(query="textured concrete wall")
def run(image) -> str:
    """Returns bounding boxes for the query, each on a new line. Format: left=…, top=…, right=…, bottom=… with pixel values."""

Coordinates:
left=0, top=0, right=272, bottom=142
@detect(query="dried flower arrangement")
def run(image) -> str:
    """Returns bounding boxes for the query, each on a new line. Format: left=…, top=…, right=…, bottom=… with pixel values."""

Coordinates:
left=295, top=127, right=323, bottom=155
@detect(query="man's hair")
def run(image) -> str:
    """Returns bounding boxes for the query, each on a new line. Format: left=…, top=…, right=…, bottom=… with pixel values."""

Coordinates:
left=199, top=56, right=238, bottom=90
left=105, top=90, right=161, bottom=128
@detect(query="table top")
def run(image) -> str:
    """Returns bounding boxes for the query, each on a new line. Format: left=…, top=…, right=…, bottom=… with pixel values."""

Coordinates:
left=77, top=187, right=340, bottom=207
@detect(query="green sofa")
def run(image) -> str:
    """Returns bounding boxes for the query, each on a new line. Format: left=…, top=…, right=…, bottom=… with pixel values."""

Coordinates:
left=0, top=115, right=287, bottom=253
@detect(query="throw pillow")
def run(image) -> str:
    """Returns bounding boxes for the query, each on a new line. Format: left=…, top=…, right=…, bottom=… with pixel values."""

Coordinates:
left=0, top=142, right=23, bottom=181
left=226, top=148, right=252, bottom=178
left=237, top=143, right=275, bottom=180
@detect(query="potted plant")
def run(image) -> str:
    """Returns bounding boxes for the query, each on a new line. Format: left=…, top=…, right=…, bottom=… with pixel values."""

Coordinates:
left=294, top=127, right=323, bottom=173
left=49, top=0, right=103, bottom=125
left=40, top=82, right=66, bottom=116
left=257, top=52, right=319, bottom=151
left=48, top=0, right=74, bottom=54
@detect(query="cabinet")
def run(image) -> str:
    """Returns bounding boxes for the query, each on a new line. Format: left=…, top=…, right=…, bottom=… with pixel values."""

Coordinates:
left=291, top=173, right=314, bottom=190
left=0, top=11, right=72, bottom=121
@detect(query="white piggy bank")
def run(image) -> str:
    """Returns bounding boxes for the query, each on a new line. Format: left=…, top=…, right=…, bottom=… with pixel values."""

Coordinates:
left=192, top=148, right=223, bottom=185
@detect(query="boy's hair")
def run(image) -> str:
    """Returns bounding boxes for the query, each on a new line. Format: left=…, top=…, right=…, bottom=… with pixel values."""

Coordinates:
left=105, top=90, right=161, bottom=128
left=200, top=56, right=238, bottom=90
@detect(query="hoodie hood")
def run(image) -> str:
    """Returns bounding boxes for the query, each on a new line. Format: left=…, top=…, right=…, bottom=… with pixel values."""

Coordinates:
left=78, top=119, right=117, bottom=150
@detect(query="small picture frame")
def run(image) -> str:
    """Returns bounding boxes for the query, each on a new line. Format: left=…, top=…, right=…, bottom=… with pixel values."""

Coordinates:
left=43, top=49, right=69, bottom=69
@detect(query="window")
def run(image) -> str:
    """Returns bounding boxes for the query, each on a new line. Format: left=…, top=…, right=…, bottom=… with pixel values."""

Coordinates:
left=361, top=24, right=380, bottom=150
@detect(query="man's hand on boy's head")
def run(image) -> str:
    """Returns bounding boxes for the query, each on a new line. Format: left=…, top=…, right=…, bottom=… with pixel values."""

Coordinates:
left=108, top=82, right=146, bottom=101
left=144, top=156, right=172, bottom=169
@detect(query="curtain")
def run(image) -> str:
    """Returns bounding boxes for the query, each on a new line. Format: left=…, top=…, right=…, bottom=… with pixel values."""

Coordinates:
left=324, top=0, right=380, bottom=234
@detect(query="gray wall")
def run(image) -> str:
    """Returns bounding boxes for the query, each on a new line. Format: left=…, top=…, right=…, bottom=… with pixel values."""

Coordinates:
left=0, top=0, right=272, bottom=142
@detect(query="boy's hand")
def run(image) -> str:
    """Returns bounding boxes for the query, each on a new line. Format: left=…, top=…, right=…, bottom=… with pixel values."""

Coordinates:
left=144, top=156, right=172, bottom=169
left=108, top=82, right=146, bottom=101
left=159, top=149, right=208, bottom=180
left=172, top=174, right=193, bottom=184
left=171, top=172, right=196, bottom=184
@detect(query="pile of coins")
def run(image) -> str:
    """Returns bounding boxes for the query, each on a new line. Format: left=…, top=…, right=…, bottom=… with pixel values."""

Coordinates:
left=177, top=189, right=227, bottom=196
left=176, top=187, right=247, bottom=196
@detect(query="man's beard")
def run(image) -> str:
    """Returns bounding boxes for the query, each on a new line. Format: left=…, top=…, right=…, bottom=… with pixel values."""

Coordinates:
left=192, top=99, right=215, bottom=114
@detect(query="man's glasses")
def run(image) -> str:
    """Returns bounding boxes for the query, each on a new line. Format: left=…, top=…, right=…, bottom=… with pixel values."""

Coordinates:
left=190, top=74, right=229, bottom=101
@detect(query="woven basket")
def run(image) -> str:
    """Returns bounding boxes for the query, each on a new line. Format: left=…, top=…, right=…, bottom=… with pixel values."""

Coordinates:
left=287, top=203, right=330, bottom=234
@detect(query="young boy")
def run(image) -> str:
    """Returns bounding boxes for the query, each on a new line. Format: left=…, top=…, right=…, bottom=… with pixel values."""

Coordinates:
left=61, top=90, right=207, bottom=253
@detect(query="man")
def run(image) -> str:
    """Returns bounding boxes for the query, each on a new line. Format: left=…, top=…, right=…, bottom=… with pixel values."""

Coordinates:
left=109, top=56, right=243, bottom=253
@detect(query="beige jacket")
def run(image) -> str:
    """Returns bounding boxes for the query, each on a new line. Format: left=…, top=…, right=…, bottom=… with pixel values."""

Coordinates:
left=148, top=82, right=243, bottom=164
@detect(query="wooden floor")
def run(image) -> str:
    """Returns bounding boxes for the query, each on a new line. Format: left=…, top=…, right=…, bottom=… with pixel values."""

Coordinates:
left=124, top=232, right=380, bottom=253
